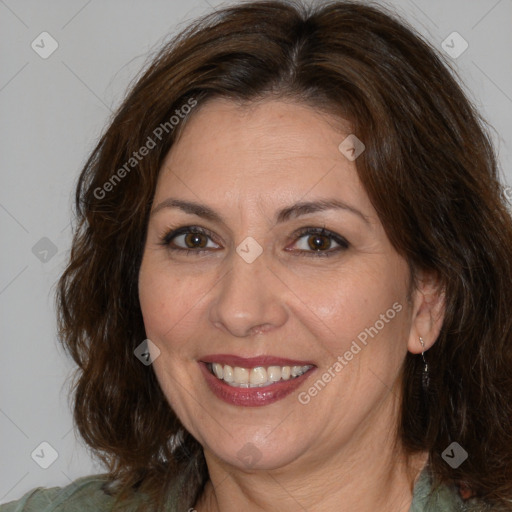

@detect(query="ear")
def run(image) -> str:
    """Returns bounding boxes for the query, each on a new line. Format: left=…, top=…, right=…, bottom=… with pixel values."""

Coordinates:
left=407, top=270, right=445, bottom=354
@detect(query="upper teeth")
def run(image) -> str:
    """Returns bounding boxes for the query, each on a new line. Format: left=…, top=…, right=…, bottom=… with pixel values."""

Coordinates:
left=209, top=363, right=312, bottom=388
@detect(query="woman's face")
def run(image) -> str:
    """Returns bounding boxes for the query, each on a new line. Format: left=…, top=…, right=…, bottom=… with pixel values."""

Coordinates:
left=138, top=98, right=426, bottom=472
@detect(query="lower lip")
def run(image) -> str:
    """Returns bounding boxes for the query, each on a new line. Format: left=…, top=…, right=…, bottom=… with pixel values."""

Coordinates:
left=199, top=362, right=315, bottom=407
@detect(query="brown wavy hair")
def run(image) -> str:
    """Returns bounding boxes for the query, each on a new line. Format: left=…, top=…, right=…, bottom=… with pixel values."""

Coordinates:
left=57, top=0, right=512, bottom=509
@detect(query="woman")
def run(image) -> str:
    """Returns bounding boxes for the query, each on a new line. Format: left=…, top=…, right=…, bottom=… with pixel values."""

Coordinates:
left=2, top=1, right=512, bottom=511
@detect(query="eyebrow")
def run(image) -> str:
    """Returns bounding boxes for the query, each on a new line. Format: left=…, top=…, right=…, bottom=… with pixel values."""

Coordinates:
left=150, top=198, right=370, bottom=225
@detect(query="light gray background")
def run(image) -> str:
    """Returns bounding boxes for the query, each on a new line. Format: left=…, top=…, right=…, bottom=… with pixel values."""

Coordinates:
left=1, top=0, right=511, bottom=504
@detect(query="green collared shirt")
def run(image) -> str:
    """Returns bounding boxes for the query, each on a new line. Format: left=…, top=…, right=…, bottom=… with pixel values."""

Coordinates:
left=0, top=468, right=473, bottom=511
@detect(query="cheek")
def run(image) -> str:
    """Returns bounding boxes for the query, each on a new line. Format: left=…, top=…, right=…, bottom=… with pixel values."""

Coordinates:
left=138, top=259, right=203, bottom=409
left=291, top=262, right=409, bottom=356
left=138, top=258, right=203, bottom=349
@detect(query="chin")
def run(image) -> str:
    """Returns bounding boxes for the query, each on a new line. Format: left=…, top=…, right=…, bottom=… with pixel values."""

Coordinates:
left=203, top=433, right=308, bottom=472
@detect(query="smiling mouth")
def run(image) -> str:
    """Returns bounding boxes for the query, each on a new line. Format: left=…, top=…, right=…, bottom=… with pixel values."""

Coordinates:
left=206, top=363, right=314, bottom=388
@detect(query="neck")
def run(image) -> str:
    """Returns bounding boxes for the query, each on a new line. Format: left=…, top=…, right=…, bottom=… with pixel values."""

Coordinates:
left=194, top=393, right=427, bottom=512
left=197, top=453, right=426, bottom=512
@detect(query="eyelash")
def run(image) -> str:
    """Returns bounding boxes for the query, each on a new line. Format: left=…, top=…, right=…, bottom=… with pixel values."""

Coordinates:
left=160, top=225, right=349, bottom=258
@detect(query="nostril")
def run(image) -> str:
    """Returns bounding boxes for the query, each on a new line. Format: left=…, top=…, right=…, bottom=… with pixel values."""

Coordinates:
left=249, top=324, right=272, bottom=335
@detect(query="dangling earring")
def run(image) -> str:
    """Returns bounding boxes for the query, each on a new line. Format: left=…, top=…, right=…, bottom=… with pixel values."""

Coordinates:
left=419, top=337, right=430, bottom=392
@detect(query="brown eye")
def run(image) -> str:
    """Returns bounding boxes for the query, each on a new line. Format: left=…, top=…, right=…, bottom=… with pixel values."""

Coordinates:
left=162, top=227, right=220, bottom=252
left=307, top=234, right=332, bottom=251
left=184, top=232, right=208, bottom=248
left=290, top=227, right=349, bottom=256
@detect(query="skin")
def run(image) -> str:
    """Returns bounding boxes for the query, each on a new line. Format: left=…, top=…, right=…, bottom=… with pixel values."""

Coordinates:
left=138, top=98, right=445, bottom=512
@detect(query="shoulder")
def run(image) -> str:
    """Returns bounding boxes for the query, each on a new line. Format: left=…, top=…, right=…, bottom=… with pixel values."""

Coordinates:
left=410, top=468, right=494, bottom=512
left=0, top=474, right=140, bottom=512
left=410, top=471, right=464, bottom=511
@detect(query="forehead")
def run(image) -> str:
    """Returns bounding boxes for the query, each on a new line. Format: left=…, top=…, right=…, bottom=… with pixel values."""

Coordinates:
left=154, top=98, right=373, bottom=216
left=164, top=97, right=350, bottom=166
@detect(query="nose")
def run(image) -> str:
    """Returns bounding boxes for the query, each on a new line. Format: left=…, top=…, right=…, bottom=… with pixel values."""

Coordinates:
left=208, top=253, right=289, bottom=338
